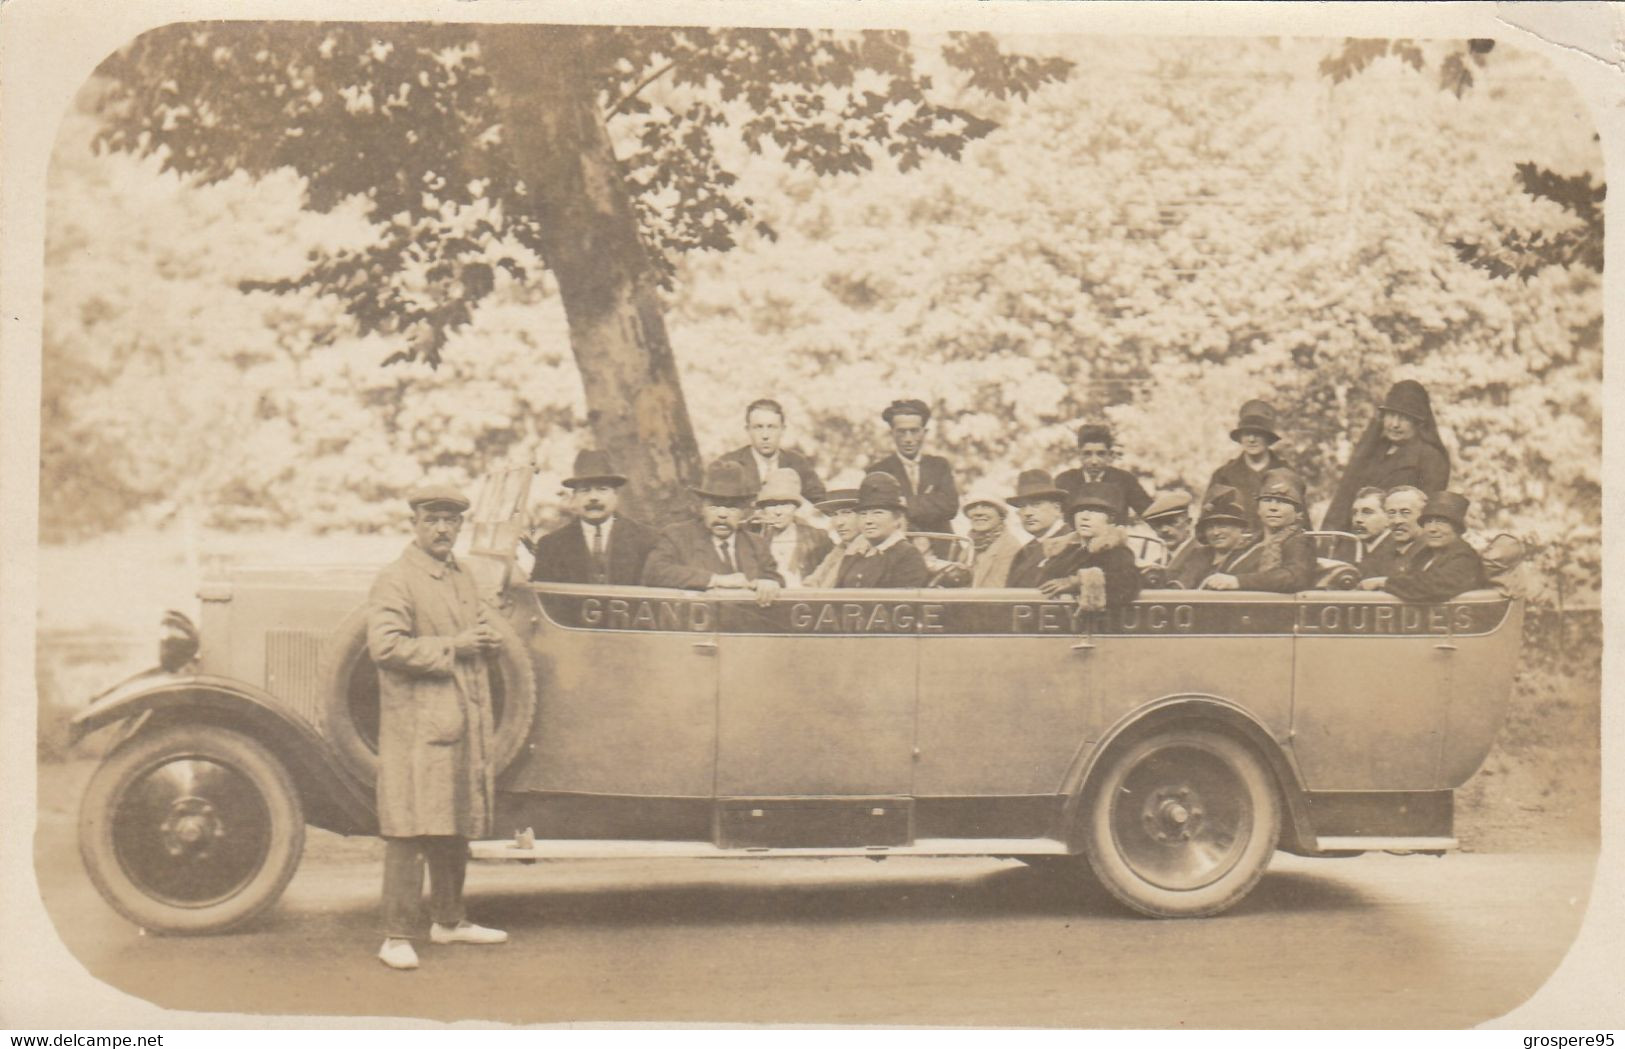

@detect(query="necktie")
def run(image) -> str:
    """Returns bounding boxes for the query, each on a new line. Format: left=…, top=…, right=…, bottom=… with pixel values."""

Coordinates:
left=718, top=539, right=737, bottom=573
left=590, top=524, right=606, bottom=582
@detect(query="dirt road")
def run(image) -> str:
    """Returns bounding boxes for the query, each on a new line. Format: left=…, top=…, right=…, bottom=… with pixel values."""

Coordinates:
left=30, top=805, right=1597, bottom=1028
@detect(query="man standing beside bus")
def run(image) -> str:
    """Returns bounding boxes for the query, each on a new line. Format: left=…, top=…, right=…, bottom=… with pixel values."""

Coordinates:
left=369, top=485, right=509, bottom=971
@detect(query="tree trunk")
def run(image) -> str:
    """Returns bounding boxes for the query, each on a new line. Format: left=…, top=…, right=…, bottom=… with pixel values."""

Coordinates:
left=478, top=25, right=702, bottom=525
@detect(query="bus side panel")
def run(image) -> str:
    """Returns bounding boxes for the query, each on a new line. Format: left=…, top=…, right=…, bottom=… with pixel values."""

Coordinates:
left=1439, top=599, right=1523, bottom=786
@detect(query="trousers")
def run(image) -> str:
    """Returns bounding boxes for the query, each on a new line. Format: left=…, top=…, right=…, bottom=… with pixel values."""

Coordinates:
left=380, top=835, right=468, bottom=939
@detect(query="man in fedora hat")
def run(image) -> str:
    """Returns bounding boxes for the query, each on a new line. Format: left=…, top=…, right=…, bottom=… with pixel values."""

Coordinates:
left=836, top=472, right=929, bottom=588
left=529, top=450, right=658, bottom=586
left=751, top=467, right=832, bottom=588
left=804, top=487, right=865, bottom=588
left=1180, top=486, right=1252, bottom=589
left=643, top=461, right=783, bottom=604
left=961, top=487, right=1023, bottom=588
left=1004, top=469, right=1073, bottom=589
left=1143, top=490, right=1203, bottom=585
left=866, top=399, right=959, bottom=538
left=1037, top=483, right=1142, bottom=609
left=1055, top=423, right=1152, bottom=521
left=369, top=484, right=509, bottom=970
left=1359, top=485, right=1428, bottom=583
left=1202, top=469, right=1314, bottom=592
left=714, top=398, right=827, bottom=505
left=1373, top=491, right=1486, bottom=602
left=1202, top=399, right=1293, bottom=529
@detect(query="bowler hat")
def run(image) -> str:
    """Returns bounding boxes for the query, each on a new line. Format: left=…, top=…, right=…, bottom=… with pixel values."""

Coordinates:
left=960, top=486, right=1010, bottom=516
left=1420, top=490, right=1470, bottom=532
left=1257, top=468, right=1306, bottom=509
left=1069, top=482, right=1124, bottom=520
left=407, top=484, right=470, bottom=513
left=1143, top=490, right=1193, bottom=523
left=1197, top=486, right=1249, bottom=531
left=856, top=471, right=908, bottom=513
left=690, top=461, right=756, bottom=504
left=1228, top=399, right=1281, bottom=445
left=755, top=467, right=805, bottom=507
left=881, top=398, right=932, bottom=426
left=814, top=487, right=859, bottom=514
left=1379, top=380, right=1433, bottom=423
left=1006, top=469, right=1068, bottom=507
left=562, top=449, right=628, bottom=489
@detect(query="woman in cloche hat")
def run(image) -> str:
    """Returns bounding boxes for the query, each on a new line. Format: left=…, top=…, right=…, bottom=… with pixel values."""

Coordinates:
left=1323, top=379, right=1451, bottom=532
left=1203, top=468, right=1315, bottom=593
left=1035, top=482, right=1142, bottom=610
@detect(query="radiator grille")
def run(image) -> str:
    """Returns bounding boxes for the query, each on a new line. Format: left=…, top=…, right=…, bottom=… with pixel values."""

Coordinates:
left=265, top=630, right=325, bottom=727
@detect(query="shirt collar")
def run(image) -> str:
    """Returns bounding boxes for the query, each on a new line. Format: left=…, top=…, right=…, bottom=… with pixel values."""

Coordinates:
left=868, top=531, right=906, bottom=555
left=752, top=448, right=779, bottom=473
left=581, top=515, right=615, bottom=541
left=405, top=540, right=458, bottom=578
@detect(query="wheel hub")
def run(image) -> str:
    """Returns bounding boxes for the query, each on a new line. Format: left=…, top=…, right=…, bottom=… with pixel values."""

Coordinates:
left=1141, top=786, right=1204, bottom=844
left=159, top=797, right=225, bottom=858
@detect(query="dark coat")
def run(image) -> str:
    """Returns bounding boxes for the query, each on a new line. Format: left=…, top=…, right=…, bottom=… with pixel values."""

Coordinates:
left=1166, top=537, right=1214, bottom=590
left=1054, top=465, right=1152, bottom=518
left=529, top=514, right=658, bottom=585
left=716, top=445, right=827, bottom=505
left=1217, top=528, right=1315, bottom=592
left=1324, top=439, right=1450, bottom=531
left=1384, top=537, right=1486, bottom=603
left=642, top=520, right=785, bottom=590
left=1005, top=523, right=1072, bottom=589
left=1358, top=532, right=1415, bottom=580
left=367, top=543, right=494, bottom=839
left=836, top=536, right=929, bottom=588
left=865, top=452, right=959, bottom=535
left=1202, top=450, right=1293, bottom=530
left=1041, top=538, right=1143, bottom=607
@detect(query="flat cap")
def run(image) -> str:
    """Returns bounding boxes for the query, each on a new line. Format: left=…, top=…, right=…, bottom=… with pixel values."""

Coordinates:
left=1143, top=491, right=1193, bottom=522
left=882, top=398, right=932, bottom=425
left=407, top=484, right=471, bottom=512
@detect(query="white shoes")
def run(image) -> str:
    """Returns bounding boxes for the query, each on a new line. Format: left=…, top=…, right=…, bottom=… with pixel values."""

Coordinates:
left=430, top=920, right=509, bottom=945
left=378, top=938, right=419, bottom=970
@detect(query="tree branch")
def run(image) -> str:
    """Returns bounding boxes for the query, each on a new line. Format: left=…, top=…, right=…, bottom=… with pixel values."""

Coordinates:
left=606, top=59, right=677, bottom=119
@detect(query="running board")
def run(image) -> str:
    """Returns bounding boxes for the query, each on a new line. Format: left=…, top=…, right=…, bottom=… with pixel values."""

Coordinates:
left=469, top=837, right=1071, bottom=861
left=1314, top=836, right=1458, bottom=852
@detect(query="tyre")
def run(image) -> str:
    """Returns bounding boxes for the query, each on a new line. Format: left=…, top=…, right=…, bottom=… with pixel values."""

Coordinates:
left=1081, top=726, right=1280, bottom=918
left=318, top=607, right=537, bottom=783
left=78, top=723, right=305, bottom=934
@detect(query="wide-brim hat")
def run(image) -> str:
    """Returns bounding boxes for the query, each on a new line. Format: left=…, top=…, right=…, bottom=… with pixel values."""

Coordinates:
left=961, top=487, right=1010, bottom=516
left=1143, top=490, right=1193, bottom=524
left=690, top=460, right=756, bottom=504
left=814, top=488, right=860, bottom=514
left=1257, top=467, right=1306, bottom=510
left=562, top=448, right=628, bottom=489
left=1379, top=380, right=1433, bottom=423
left=856, top=471, right=908, bottom=513
left=1228, top=398, right=1281, bottom=444
left=755, top=467, right=806, bottom=507
left=1198, top=485, right=1249, bottom=531
left=407, top=484, right=470, bottom=513
left=1069, top=482, right=1124, bottom=519
left=881, top=398, right=932, bottom=426
left=1420, top=490, right=1470, bottom=531
left=1006, top=469, right=1067, bottom=507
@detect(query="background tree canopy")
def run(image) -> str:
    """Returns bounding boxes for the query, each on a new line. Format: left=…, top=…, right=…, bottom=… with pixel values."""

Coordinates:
left=42, top=30, right=1602, bottom=607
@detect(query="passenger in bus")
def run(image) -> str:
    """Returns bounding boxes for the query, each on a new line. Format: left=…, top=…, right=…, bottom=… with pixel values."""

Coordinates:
left=1323, top=380, right=1451, bottom=532
left=713, top=397, right=827, bottom=505
left=1348, top=486, right=1393, bottom=568
left=1376, top=491, right=1486, bottom=603
left=1201, top=400, right=1293, bottom=531
left=1004, top=470, right=1075, bottom=589
left=961, top=488, right=1023, bottom=588
left=751, top=468, right=831, bottom=588
left=529, top=450, right=658, bottom=586
left=1143, top=491, right=1204, bottom=586
left=836, top=472, right=930, bottom=588
left=1358, top=486, right=1427, bottom=585
left=1202, top=469, right=1314, bottom=592
left=803, top=488, right=863, bottom=588
left=642, top=461, right=782, bottom=605
left=1055, top=423, right=1153, bottom=521
left=1036, top=483, right=1142, bottom=609
left=866, top=399, right=959, bottom=539
left=1183, top=486, right=1251, bottom=588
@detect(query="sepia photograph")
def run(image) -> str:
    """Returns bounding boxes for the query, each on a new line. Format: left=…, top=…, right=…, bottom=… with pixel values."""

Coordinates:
left=2, top=0, right=1617, bottom=1032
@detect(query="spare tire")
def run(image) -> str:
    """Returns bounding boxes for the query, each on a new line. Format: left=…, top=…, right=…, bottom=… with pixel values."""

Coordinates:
left=317, top=606, right=536, bottom=784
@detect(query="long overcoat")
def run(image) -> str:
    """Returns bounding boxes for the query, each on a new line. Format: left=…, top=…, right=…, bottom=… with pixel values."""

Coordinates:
left=367, top=542, right=494, bottom=840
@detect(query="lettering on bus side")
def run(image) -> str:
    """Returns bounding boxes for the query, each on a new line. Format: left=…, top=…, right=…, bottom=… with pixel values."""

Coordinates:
left=579, top=597, right=713, bottom=632
left=1010, top=603, right=1197, bottom=635
left=786, top=603, right=946, bottom=634
left=1294, top=602, right=1477, bottom=636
